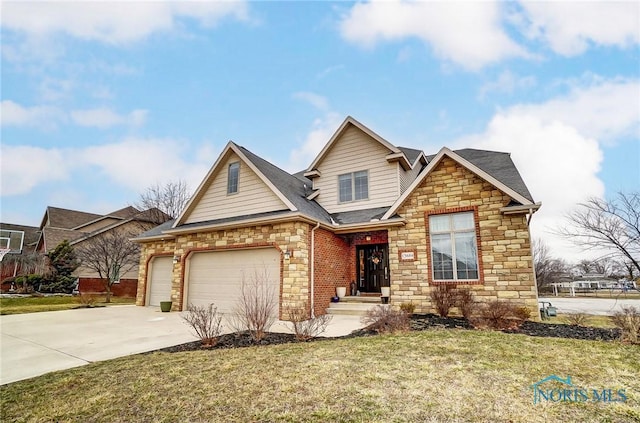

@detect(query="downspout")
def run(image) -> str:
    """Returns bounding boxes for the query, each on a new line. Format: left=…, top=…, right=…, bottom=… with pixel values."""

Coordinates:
left=526, top=207, right=541, bottom=319
left=310, top=221, right=321, bottom=319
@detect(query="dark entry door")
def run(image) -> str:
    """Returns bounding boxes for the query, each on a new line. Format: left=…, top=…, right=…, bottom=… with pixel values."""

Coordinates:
left=356, top=244, right=389, bottom=293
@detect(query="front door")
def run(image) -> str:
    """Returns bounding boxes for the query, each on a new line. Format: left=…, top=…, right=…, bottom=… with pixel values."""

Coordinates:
left=356, top=244, right=389, bottom=293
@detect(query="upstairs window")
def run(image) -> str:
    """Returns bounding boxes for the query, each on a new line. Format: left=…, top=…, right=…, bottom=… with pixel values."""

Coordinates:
left=429, top=211, right=479, bottom=281
left=227, top=162, right=240, bottom=194
left=338, top=170, right=369, bottom=203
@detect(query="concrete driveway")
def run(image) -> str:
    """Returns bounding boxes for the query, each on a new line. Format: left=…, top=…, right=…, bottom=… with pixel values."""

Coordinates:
left=1, top=305, right=364, bottom=385
left=538, top=297, right=640, bottom=315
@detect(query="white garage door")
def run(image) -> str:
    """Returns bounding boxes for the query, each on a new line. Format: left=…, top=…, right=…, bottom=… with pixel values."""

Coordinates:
left=186, top=248, right=280, bottom=315
left=147, top=256, right=173, bottom=307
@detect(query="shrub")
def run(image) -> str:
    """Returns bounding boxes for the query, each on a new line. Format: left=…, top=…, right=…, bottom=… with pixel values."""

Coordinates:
left=513, top=306, right=532, bottom=322
left=610, top=306, right=640, bottom=344
left=474, top=300, right=530, bottom=330
left=182, top=303, right=223, bottom=347
left=285, top=305, right=333, bottom=341
left=78, top=293, right=97, bottom=307
left=399, top=302, right=416, bottom=316
left=564, top=312, right=590, bottom=326
left=231, top=268, right=278, bottom=342
left=455, top=288, right=476, bottom=319
left=15, top=275, right=42, bottom=293
left=430, top=284, right=457, bottom=317
left=361, top=306, right=410, bottom=334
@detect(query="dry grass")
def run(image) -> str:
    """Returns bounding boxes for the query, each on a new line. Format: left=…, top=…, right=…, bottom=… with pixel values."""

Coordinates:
left=1, top=330, right=638, bottom=422
left=555, top=314, right=616, bottom=328
left=0, top=296, right=135, bottom=315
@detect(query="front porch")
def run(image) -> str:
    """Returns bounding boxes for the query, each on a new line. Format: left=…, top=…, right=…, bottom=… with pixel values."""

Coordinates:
left=326, top=295, right=390, bottom=316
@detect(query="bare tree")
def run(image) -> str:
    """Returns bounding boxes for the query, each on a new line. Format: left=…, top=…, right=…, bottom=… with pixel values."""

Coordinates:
left=558, top=192, right=640, bottom=275
left=76, top=230, right=141, bottom=303
left=135, top=180, right=191, bottom=222
left=231, top=267, right=278, bottom=342
left=533, top=239, right=569, bottom=291
left=2, top=252, right=48, bottom=279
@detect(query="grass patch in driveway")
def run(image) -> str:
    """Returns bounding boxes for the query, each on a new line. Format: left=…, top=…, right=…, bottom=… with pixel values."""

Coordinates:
left=1, top=330, right=638, bottom=422
left=0, top=295, right=135, bottom=315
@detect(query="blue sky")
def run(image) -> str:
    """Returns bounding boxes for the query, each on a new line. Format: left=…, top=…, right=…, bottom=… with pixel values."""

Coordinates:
left=1, top=1, right=639, bottom=261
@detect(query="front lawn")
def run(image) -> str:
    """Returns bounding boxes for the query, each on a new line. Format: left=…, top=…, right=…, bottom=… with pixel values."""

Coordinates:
left=1, top=330, right=637, bottom=422
left=0, top=295, right=135, bottom=315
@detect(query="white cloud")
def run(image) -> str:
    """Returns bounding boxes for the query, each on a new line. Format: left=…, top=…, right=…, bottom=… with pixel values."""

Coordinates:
left=1, top=138, right=212, bottom=198
left=292, top=92, right=330, bottom=111
left=339, top=1, right=528, bottom=70
left=0, top=145, right=70, bottom=195
left=508, top=78, right=640, bottom=142
left=70, top=108, right=148, bottom=128
left=454, top=78, right=639, bottom=261
left=2, top=1, right=249, bottom=44
left=1, top=101, right=148, bottom=130
left=478, top=70, right=537, bottom=99
left=518, top=1, right=640, bottom=56
left=77, top=138, right=210, bottom=192
left=0, top=100, right=65, bottom=129
left=287, top=112, right=343, bottom=172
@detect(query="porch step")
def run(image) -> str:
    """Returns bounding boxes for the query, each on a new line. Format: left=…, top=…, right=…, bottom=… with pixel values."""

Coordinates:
left=326, top=296, right=389, bottom=316
left=339, top=295, right=382, bottom=303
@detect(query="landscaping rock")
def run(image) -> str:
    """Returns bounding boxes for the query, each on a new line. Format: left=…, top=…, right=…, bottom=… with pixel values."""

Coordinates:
left=156, top=315, right=622, bottom=354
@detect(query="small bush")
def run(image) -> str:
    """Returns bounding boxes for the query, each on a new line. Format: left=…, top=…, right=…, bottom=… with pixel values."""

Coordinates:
left=361, top=306, right=410, bottom=334
left=231, top=268, right=278, bottom=342
left=610, top=306, right=640, bottom=344
left=455, top=288, right=476, bottom=319
left=78, top=293, right=97, bottom=307
left=474, top=300, right=530, bottom=330
left=513, top=306, right=532, bottom=322
left=182, top=303, right=223, bottom=347
left=430, top=284, right=457, bottom=317
left=285, top=305, right=333, bottom=341
left=564, top=312, right=590, bottom=326
left=399, top=302, right=416, bottom=316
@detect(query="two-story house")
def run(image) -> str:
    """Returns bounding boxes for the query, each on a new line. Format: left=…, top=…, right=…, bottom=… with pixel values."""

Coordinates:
left=134, top=116, right=541, bottom=317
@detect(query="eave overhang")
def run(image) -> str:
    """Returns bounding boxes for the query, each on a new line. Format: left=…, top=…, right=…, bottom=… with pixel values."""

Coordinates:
left=500, top=202, right=542, bottom=215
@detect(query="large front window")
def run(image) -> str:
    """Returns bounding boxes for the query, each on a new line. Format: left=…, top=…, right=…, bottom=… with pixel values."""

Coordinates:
left=429, top=212, right=479, bottom=281
left=339, top=170, right=368, bottom=203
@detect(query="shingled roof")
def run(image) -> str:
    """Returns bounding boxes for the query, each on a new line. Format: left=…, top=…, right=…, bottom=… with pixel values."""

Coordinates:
left=426, top=149, right=534, bottom=203
left=42, top=207, right=103, bottom=230
left=143, top=121, right=536, bottom=239
left=238, top=145, right=333, bottom=224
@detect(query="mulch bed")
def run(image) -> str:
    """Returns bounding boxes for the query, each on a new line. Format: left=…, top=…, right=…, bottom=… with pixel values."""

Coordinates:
left=156, top=314, right=621, bottom=353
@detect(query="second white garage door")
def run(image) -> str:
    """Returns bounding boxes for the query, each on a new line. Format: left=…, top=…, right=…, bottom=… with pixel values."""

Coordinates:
left=147, top=256, right=173, bottom=307
left=186, top=248, right=280, bottom=315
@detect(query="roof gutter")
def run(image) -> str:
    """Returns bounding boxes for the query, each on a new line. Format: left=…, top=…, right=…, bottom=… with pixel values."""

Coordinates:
left=162, top=212, right=332, bottom=236
left=331, top=217, right=406, bottom=234
left=499, top=202, right=542, bottom=226
left=155, top=213, right=406, bottom=237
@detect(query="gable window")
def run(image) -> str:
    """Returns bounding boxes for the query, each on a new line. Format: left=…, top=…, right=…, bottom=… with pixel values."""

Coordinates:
left=338, top=170, right=368, bottom=203
left=227, top=162, right=240, bottom=194
left=429, top=211, right=479, bottom=281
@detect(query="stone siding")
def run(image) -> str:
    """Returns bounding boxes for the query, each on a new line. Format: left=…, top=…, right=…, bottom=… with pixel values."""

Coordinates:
left=388, top=156, right=539, bottom=316
left=136, top=222, right=311, bottom=317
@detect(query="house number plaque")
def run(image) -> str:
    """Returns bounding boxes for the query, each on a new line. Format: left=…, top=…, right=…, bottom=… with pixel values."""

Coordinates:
left=400, top=251, right=415, bottom=261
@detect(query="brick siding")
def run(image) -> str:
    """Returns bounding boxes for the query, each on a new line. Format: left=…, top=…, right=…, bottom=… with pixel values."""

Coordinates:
left=79, top=277, right=138, bottom=297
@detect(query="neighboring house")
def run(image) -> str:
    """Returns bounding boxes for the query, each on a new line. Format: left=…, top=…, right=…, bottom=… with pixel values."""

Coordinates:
left=134, top=116, right=541, bottom=317
left=35, top=206, right=168, bottom=297
left=0, top=223, right=41, bottom=290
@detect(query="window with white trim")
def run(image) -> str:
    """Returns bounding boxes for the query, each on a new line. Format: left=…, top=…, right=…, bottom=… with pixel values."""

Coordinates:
left=338, top=170, right=368, bottom=203
left=227, top=162, right=240, bottom=194
left=429, top=212, right=479, bottom=281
